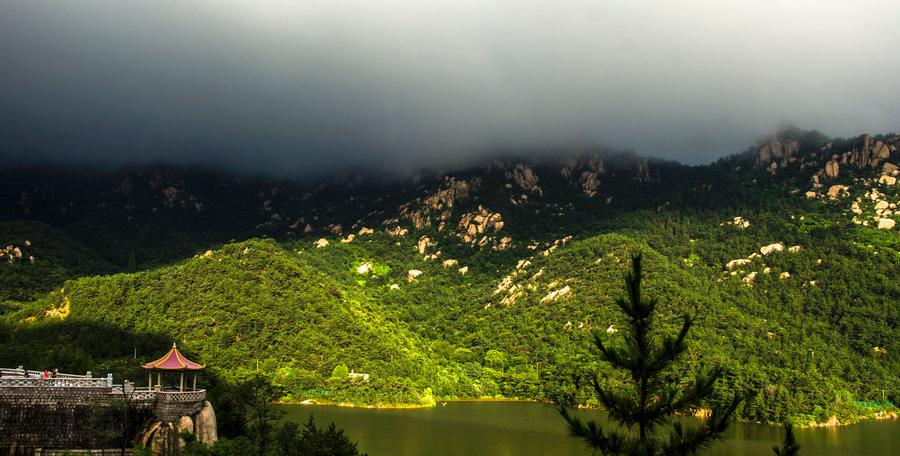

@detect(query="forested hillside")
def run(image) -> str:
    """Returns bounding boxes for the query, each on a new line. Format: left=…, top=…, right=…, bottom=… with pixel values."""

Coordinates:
left=1, top=129, right=897, bottom=426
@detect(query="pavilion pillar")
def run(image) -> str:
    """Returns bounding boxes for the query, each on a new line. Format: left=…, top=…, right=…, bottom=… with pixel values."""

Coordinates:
left=192, top=374, right=197, bottom=391
left=180, top=373, right=184, bottom=392
left=148, top=372, right=152, bottom=390
left=157, top=372, right=162, bottom=389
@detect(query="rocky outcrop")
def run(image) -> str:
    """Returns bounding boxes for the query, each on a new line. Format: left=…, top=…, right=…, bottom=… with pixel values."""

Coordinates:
left=387, top=226, right=408, bottom=237
left=506, top=164, right=542, bottom=195
left=756, top=139, right=800, bottom=169
left=417, top=236, right=434, bottom=255
left=426, top=177, right=477, bottom=210
left=407, top=270, right=422, bottom=282
left=726, top=258, right=751, bottom=269
left=458, top=206, right=504, bottom=246
left=742, top=271, right=758, bottom=286
left=541, top=236, right=573, bottom=256
left=400, top=177, right=480, bottom=230
left=138, top=400, right=217, bottom=453
left=826, top=184, right=848, bottom=199
left=580, top=171, right=601, bottom=197
left=721, top=216, right=751, bottom=229
left=194, top=402, right=217, bottom=444
left=760, top=243, right=784, bottom=256
left=540, top=285, right=571, bottom=303
left=559, top=154, right=607, bottom=197
left=841, top=134, right=876, bottom=169
left=635, top=159, right=658, bottom=183
left=493, top=236, right=512, bottom=251
left=824, top=160, right=840, bottom=179
left=2, top=244, right=32, bottom=264
left=821, top=134, right=896, bottom=179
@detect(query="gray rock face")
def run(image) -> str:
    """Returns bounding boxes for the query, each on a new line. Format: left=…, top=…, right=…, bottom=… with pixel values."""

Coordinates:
left=757, top=139, right=800, bottom=166
left=506, top=164, right=542, bottom=195
left=138, top=400, right=217, bottom=452
left=194, top=400, right=218, bottom=445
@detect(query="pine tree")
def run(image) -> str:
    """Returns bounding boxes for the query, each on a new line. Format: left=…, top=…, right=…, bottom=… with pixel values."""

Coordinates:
left=559, top=253, right=742, bottom=455
left=772, top=423, right=800, bottom=456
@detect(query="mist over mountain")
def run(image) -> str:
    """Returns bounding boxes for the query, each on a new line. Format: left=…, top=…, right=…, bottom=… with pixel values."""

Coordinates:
left=1, top=127, right=897, bottom=433
left=1, top=3, right=899, bottom=451
left=2, top=1, right=900, bottom=176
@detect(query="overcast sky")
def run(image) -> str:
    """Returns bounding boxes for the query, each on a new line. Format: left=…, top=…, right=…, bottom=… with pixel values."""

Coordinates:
left=1, top=0, right=899, bottom=175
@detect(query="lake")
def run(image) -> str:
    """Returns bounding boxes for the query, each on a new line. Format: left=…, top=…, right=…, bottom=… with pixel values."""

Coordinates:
left=282, top=401, right=897, bottom=455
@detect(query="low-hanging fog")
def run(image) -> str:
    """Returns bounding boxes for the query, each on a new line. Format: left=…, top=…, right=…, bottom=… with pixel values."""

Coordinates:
left=1, top=0, right=899, bottom=176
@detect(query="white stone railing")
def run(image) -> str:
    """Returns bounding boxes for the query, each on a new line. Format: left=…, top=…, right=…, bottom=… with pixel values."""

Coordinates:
left=0, top=377, right=110, bottom=388
left=0, top=366, right=107, bottom=385
left=1, top=367, right=205, bottom=405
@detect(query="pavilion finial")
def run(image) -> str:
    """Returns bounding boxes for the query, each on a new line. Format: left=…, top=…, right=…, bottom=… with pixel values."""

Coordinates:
left=173, top=342, right=177, bottom=348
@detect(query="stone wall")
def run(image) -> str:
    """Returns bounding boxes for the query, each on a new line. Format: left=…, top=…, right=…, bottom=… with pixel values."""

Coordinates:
left=0, top=390, right=153, bottom=454
left=0, top=385, right=211, bottom=455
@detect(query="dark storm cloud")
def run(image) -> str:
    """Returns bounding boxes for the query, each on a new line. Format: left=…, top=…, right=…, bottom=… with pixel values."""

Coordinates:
left=1, top=1, right=899, bottom=175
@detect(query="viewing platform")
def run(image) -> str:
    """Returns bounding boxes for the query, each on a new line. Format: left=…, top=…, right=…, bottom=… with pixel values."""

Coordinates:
left=0, top=344, right=216, bottom=453
left=0, top=344, right=217, bottom=456
left=0, top=367, right=206, bottom=422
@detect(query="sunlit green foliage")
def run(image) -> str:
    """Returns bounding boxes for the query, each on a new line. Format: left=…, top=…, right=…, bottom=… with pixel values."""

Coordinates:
left=0, top=134, right=896, bottom=426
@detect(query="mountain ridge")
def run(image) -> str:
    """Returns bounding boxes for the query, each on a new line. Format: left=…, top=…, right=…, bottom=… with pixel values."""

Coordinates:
left=0, top=128, right=897, bottom=426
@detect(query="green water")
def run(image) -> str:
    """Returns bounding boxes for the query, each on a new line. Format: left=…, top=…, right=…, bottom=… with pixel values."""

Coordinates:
left=282, top=401, right=897, bottom=455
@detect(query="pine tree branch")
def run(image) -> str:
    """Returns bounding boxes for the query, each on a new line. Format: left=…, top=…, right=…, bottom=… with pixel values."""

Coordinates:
left=561, top=252, right=741, bottom=455
left=661, top=395, right=743, bottom=456
left=646, top=315, right=692, bottom=374
left=558, top=405, right=625, bottom=454
left=654, top=366, right=725, bottom=418
left=592, top=377, right=640, bottom=426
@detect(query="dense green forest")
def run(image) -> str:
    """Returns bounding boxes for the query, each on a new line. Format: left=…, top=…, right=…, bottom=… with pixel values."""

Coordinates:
left=0, top=129, right=897, bottom=426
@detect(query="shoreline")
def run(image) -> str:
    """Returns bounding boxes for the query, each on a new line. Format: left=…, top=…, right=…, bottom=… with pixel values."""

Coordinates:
left=278, top=398, right=898, bottom=427
left=276, top=396, right=537, bottom=410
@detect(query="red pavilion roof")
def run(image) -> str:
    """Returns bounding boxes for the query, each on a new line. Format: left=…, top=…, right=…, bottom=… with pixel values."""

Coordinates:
left=142, top=343, right=205, bottom=371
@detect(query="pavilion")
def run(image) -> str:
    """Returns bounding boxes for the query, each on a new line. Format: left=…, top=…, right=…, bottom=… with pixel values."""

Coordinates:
left=143, top=343, right=205, bottom=392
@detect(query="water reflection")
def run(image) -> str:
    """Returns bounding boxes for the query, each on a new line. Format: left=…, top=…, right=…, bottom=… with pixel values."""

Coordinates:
left=281, top=401, right=896, bottom=456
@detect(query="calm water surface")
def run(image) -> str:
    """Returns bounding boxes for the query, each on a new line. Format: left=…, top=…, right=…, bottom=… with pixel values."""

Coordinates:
left=282, top=401, right=897, bottom=456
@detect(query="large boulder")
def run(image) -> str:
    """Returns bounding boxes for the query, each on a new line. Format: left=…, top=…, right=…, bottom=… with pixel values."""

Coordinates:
left=825, top=160, right=840, bottom=179
left=760, top=243, right=784, bottom=256
left=873, top=141, right=891, bottom=159
left=194, top=401, right=218, bottom=445
left=826, top=184, right=848, bottom=199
